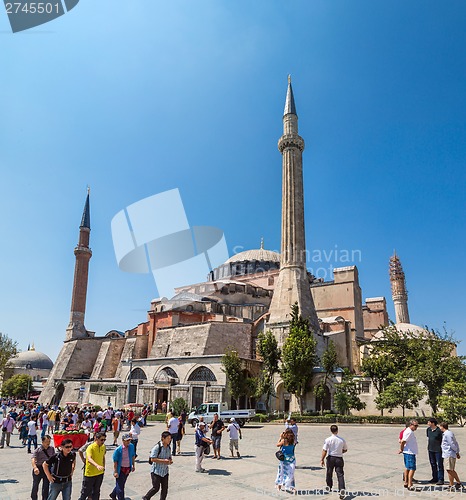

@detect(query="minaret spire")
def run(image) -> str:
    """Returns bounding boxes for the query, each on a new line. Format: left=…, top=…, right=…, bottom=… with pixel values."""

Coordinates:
left=268, top=77, right=320, bottom=334
left=66, top=190, right=93, bottom=340
left=389, top=252, right=410, bottom=324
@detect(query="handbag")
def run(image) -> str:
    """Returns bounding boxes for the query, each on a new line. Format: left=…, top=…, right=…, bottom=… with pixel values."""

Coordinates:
left=1, top=427, right=6, bottom=433
left=203, top=445, right=210, bottom=455
left=275, top=448, right=285, bottom=461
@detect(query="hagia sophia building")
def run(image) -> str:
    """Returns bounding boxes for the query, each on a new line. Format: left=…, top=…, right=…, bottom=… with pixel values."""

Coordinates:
left=29, top=78, right=432, bottom=416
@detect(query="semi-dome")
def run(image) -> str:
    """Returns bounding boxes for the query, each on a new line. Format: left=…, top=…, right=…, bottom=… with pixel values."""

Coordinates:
left=371, top=322, right=430, bottom=341
left=9, top=348, right=54, bottom=370
left=225, top=248, right=280, bottom=264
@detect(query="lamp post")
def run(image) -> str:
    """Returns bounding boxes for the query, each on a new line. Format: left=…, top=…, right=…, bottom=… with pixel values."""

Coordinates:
left=25, top=363, right=32, bottom=400
left=126, top=357, right=133, bottom=404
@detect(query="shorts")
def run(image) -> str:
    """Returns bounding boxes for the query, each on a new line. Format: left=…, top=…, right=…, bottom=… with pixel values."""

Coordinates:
left=212, top=436, right=222, bottom=450
left=403, top=453, right=416, bottom=471
left=444, top=457, right=456, bottom=471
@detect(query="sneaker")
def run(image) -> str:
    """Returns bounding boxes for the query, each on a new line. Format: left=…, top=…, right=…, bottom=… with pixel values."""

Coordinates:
left=436, top=481, right=444, bottom=485
left=217, top=456, right=221, bottom=460
left=237, top=452, right=241, bottom=458
left=455, top=483, right=462, bottom=490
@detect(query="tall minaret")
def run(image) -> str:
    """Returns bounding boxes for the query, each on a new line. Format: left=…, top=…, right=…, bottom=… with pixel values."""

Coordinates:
left=66, top=189, right=92, bottom=340
left=268, top=77, right=320, bottom=332
left=389, top=251, right=410, bottom=324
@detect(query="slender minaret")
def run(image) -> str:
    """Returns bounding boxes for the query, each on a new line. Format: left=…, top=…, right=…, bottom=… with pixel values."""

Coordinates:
left=389, top=251, right=410, bottom=324
left=66, top=189, right=92, bottom=340
left=268, top=77, right=320, bottom=332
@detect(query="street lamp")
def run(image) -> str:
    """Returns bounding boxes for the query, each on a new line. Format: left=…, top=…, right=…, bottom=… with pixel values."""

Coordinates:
left=25, top=363, right=32, bottom=399
left=126, top=357, right=133, bottom=404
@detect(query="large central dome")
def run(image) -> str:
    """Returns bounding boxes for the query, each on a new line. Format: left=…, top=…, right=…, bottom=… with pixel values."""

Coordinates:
left=208, top=246, right=280, bottom=281
left=224, top=248, right=280, bottom=264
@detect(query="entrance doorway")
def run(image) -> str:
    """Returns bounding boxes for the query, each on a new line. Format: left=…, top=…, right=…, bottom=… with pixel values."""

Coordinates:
left=156, top=388, right=168, bottom=411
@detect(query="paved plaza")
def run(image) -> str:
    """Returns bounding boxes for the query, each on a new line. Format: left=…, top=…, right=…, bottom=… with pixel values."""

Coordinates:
left=1, top=421, right=466, bottom=499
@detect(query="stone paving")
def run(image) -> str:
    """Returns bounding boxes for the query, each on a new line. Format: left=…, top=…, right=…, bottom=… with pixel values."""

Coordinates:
left=1, top=420, right=466, bottom=499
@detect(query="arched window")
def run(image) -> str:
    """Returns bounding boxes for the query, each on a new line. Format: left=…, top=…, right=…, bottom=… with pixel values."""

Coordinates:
left=130, top=368, right=147, bottom=380
left=155, top=367, right=179, bottom=382
left=188, top=366, right=217, bottom=382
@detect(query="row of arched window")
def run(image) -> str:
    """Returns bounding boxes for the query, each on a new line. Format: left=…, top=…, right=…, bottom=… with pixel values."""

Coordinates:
left=129, top=365, right=217, bottom=383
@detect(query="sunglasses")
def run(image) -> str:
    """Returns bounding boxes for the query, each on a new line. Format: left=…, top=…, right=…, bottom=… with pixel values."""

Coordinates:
left=63, top=445, right=73, bottom=449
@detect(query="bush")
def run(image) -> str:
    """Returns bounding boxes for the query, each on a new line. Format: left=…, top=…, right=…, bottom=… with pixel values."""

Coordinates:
left=171, top=397, right=189, bottom=416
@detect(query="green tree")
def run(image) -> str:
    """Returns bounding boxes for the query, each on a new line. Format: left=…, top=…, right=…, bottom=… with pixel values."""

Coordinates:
left=1, top=373, right=32, bottom=398
left=0, top=332, right=18, bottom=378
left=244, top=377, right=258, bottom=409
left=315, top=340, right=338, bottom=415
left=438, top=381, right=466, bottom=426
left=222, top=350, right=246, bottom=409
left=256, top=330, right=281, bottom=413
left=408, top=329, right=466, bottom=414
left=374, top=373, right=426, bottom=417
left=171, top=397, right=189, bottom=416
left=281, top=303, right=318, bottom=414
left=334, top=369, right=366, bottom=415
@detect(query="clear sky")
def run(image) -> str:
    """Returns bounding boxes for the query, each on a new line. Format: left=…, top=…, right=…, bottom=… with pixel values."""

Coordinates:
left=1, top=0, right=465, bottom=361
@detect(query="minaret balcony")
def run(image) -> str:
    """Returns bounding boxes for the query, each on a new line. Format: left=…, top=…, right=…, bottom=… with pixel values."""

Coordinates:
left=278, top=134, right=305, bottom=153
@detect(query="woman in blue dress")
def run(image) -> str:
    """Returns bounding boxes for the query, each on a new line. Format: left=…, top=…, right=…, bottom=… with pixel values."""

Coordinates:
left=275, top=428, right=296, bottom=493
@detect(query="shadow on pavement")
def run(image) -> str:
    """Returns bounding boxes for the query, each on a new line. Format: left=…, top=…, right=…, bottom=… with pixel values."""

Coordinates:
left=208, top=469, right=232, bottom=476
left=0, top=479, right=19, bottom=484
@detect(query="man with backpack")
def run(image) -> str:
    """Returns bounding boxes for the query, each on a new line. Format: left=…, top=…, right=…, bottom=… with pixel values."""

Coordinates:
left=42, top=438, right=76, bottom=499
left=227, top=418, right=242, bottom=458
left=142, top=431, right=173, bottom=500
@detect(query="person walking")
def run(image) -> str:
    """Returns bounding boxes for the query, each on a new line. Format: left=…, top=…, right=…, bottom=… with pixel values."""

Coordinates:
left=276, top=428, right=296, bottom=494
left=209, top=413, right=225, bottom=460
left=77, top=432, right=106, bottom=500
left=176, top=415, right=185, bottom=455
left=399, top=419, right=419, bottom=491
left=110, top=433, right=135, bottom=500
left=0, top=412, right=15, bottom=448
left=166, top=412, right=179, bottom=456
left=129, top=418, right=140, bottom=456
left=226, top=418, right=242, bottom=458
left=28, top=416, right=39, bottom=453
left=321, top=425, right=347, bottom=499
left=195, top=422, right=212, bottom=473
left=47, top=409, right=56, bottom=435
left=142, top=431, right=173, bottom=500
left=440, top=422, right=462, bottom=492
left=426, top=418, right=444, bottom=485
left=31, top=434, right=55, bottom=500
left=112, top=415, right=121, bottom=446
left=42, top=439, right=76, bottom=500
left=285, top=417, right=299, bottom=445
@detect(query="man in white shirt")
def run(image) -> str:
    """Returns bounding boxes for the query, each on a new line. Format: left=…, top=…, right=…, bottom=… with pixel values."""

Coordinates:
left=399, top=419, right=419, bottom=490
left=27, top=417, right=38, bottom=454
left=321, top=425, right=347, bottom=500
left=440, top=422, right=462, bottom=491
left=226, top=418, right=242, bottom=458
left=167, top=413, right=179, bottom=455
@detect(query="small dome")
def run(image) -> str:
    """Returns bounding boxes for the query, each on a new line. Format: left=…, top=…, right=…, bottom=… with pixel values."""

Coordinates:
left=225, top=248, right=280, bottom=264
left=371, top=323, right=430, bottom=341
left=9, top=349, right=54, bottom=370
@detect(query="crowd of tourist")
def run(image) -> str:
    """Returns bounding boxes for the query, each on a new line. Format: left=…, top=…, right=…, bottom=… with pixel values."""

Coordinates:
left=1, top=398, right=466, bottom=499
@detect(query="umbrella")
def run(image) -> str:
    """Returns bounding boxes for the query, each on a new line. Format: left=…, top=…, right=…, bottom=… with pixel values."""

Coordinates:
left=124, top=403, right=144, bottom=408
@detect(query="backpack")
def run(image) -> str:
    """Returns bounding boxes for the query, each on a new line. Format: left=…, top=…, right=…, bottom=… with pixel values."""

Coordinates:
left=148, top=441, right=163, bottom=464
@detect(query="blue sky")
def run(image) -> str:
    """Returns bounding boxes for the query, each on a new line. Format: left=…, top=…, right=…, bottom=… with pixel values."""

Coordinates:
left=1, top=0, right=465, bottom=361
